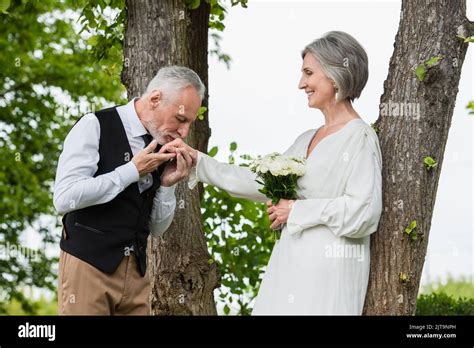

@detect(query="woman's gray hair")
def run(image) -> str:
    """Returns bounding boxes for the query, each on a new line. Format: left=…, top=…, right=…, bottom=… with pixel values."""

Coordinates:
left=144, top=66, right=206, bottom=101
left=302, top=31, right=368, bottom=102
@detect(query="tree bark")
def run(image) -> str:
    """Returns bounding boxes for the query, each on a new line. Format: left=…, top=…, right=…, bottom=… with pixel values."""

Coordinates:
left=121, top=0, right=220, bottom=315
left=363, top=0, right=471, bottom=315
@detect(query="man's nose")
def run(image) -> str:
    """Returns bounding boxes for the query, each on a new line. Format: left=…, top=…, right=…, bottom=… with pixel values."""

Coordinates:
left=178, top=124, right=189, bottom=138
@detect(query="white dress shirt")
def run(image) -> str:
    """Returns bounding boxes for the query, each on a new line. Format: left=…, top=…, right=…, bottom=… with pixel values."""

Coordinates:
left=53, top=98, right=176, bottom=238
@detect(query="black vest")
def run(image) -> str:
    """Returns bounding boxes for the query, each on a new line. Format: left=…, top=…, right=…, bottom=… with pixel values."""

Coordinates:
left=60, top=106, right=162, bottom=277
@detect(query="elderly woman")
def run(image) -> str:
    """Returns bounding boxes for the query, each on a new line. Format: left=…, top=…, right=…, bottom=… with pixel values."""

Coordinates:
left=165, top=31, right=382, bottom=315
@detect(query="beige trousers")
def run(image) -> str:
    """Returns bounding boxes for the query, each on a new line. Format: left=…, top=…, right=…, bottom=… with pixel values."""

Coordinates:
left=58, top=249, right=150, bottom=315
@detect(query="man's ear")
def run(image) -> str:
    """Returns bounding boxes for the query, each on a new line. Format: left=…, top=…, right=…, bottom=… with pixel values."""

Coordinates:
left=149, top=90, right=162, bottom=109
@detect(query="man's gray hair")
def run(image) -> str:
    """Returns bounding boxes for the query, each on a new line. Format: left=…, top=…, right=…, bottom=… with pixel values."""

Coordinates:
left=144, top=66, right=206, bottom=100
left=302, top=31, right=368, bottom=102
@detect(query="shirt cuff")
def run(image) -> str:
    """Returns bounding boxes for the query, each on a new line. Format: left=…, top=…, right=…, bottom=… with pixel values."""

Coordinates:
left=286, top=200, right=306, bottom=237
left=116, top=161, right=140, bottom=188
left=188, top=152, right=203, bottom=190
left=157, top=184, right=176, bottom=201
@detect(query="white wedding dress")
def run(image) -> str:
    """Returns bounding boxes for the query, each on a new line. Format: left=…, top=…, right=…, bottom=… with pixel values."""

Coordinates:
left=188, top=118, right=383, bottom=315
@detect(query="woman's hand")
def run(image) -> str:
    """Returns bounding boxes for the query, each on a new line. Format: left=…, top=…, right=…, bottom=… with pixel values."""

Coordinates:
left=160, top=148, right=195, bottom=187
left=266, top=199, right=295, bottom=230
left=160, top=138, right=198, bottom=166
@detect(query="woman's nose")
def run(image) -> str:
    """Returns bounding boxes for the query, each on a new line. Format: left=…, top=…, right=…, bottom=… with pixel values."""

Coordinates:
left=298, top=77, right=306, bottom=90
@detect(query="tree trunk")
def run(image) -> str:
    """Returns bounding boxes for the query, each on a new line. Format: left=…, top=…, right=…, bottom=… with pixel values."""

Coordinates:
left=121, top=0, right=220, bottom=315
left=363, top=0, right=471, bottom=315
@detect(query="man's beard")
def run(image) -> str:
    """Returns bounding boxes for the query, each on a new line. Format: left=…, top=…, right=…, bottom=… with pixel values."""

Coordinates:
left=149, top=131, right=169, bottom=145
left=145, top=122, right=178, bottom=145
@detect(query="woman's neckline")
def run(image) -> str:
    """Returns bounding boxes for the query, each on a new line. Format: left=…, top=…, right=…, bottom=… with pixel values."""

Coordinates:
left=305, top=118, right=364, bottom=159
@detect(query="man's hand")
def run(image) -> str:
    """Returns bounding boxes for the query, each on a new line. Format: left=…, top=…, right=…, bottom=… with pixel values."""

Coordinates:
left=132, top=139, right=176, bottom=177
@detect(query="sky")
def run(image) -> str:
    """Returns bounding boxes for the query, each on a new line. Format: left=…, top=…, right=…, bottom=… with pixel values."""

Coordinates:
left=206, top=0, right=473, bottom=285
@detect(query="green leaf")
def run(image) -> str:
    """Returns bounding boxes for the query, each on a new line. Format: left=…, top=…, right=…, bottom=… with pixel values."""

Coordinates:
left=230, top=142, right=237, bottom=152
left=87, top=35, right=100, bottom=46
left=208, top=146, right=218, bottom=157
left=425, top=55, right=443, bottom=67
left=223, top=304, right=230, bottom=315
left=210, top=21, right=225, bottom=31
left=415, top=65, right=426, bottom=81
left=464, top=36, right=474, bottom=43
left=370, top=123, right=380, bottom=134
left=424, top=156, right=438, bottom=170
left=187, top=0, right=201, bottom=10
left=0, top=0, right=10, bottom=14
left=197, top=106, right=207, bottom=120
left=416, top=56, right=443, bottom=82
left=466, top=101, right=474, bottom=115
left=405, top=220, right=418, bottom=241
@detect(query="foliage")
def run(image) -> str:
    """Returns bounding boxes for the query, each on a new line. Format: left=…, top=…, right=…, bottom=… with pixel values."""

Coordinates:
left=80, top=0, right=249, bottom=69
left=202, top=143, right=273, bottom=315
left=399, top=272, right=408, bottom=283
left=0, top=0, right=125, bottom=313
left=416, top=276, right=474, bottom=315
left=197, top=106, right=207, bottom=121
left=467, top=100, right=474, bottom=115
left=370, top=122, right=380, bottom=134
left=416, top=292, right=474, bottom=315
left=185, top=0, right=248, bottom=31
left=423, top=156, right=438, bottom=171
left=2, top=289, right=57, bottom=315
left=457, top=34, right=474, bottom=43
left=421, top=275, right=474, bottom=299
left=415, top=55, right=443, bottom=82
left=404, top=220, right=418, bottom=241
left=74, top=0, right=125, bottom=75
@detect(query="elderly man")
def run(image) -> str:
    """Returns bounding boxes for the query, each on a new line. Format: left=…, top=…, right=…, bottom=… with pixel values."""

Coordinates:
left=53, top=66, right=203, bottom=315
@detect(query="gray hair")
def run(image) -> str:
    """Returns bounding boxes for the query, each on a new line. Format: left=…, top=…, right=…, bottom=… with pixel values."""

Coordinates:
left=302, top=31, right=368, bottom=102
left=144, top=65, right=206, bottom=100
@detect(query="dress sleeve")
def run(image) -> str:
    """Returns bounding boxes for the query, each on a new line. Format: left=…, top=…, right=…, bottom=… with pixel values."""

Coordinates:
left=286, top=130, right=383, bottom=239
left=187, top=131, right=309, bottom=203
left=188, top=152, right=267, bottom=202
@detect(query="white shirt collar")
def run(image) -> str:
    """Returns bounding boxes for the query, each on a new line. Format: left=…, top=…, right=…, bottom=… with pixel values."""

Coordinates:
left=117, top=98, right=149, bottom=138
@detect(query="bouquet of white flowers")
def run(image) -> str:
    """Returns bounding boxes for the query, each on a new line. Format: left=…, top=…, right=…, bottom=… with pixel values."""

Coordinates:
left=250, top=153, right=306, bottom=239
